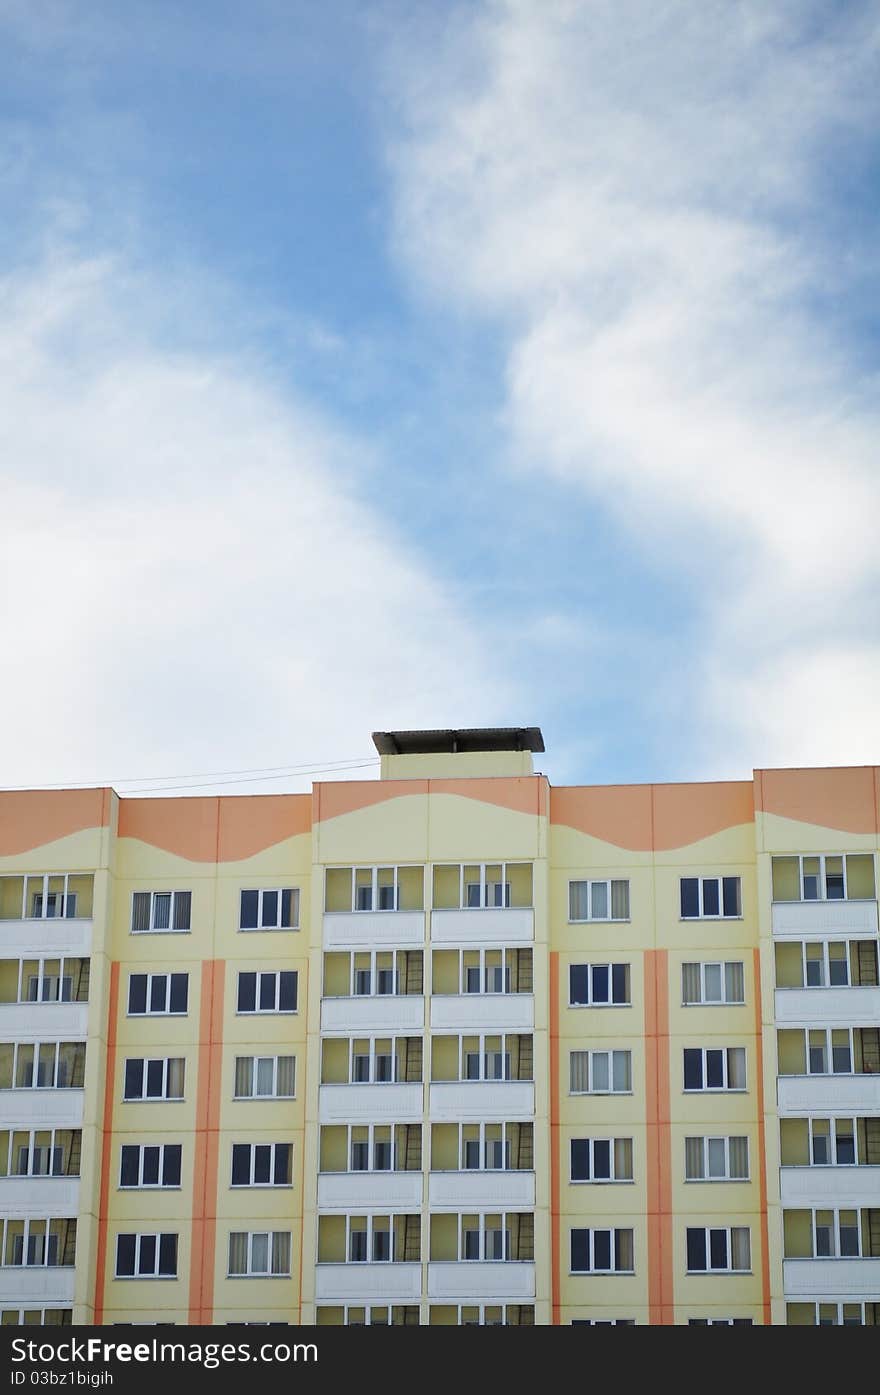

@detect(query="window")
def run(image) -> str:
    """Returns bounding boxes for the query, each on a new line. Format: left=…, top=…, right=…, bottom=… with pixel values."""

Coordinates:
left=812, top=1209, right=861, bottom=1258
left=688, top=1318, right=753, bottom=1326
left=239, top=889, right=299, bottom=931
left=686, top=1228, right=750, bottom=1273
left=806, top=1029, right=853, bottom=1075
left=570, top=1229, right=634, bottom=1273
left=231, top=1144, right=292, bottom=1187
left=682, top=963, right=744, bottom=1005
left=127, top=973, right=188, bottom=1016
left=803, top=941, right=851, bottom=988
left=808, top=1118, right=860, bottom=1166
left=569, top=963, right=630, bottom=1006
left=571, top=1319, right=636, bottom=1327
left=3, top=1042, right=85, bottom=1090
left=680, top=877, right=741, bottom=919
left=568, top=879, right=630, bottom=922
left=683, top=1047, right=746, bottom=1091
left=772, top=853, right=876, bottom=903
left=431, top=862, right=533, bottom=911
left=236, top=972, right=297, bottom=1014
left=122, top=1058, right=185, bottom=1101
left=32, top=892, right=76, bottom=919
left=25, top=967, right=72, bottom=1003
left=569, top=1050, right=632, bottom=1094
left=684, top=1137, right=749, bottom=1181
left=228, top=1232, right=291, bottom=1277
left=130, top=891, right=191, bottom=933
left=570, top=1138, right=633, bottom=1182
left=233, top=1056, right=295, bottom=1099
left=2, top=1219, right=76, bottom=1268
left=119, top=1145, right=182, bottom=1188
left=0, top=1311, right=72, bottom=1326
left=115, top=1233, right=178, bottom=1278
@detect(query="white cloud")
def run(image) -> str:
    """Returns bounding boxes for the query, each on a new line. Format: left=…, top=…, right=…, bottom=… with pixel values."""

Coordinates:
left=386, top=0, right=880, bottom=770
left=0, top=253, right=512, bottom=792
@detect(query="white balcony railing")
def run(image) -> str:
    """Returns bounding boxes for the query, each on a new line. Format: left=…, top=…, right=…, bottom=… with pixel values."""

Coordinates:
left=0, top=1004, right=88, bottom=1040
left=430, top=910, right=534, bottom=944
left=314, top=1263, right=422, bottom=1302
left=783, top=1258, right=880, bottom=1299
left=0, top=1176, right=80, bottom=1217
left=0, top=1267, right=76, bottom=1305
left=429, top=1080, right=535, bottom=1122
left=321, top=996, right=425, bottom=1034
left=0, top=1091, right=84, bottom=1128
left=316, top=1171, right=423, bottom=1211
left=322, top=912, right=425, bottom=950
left=772, top=902, right=879, bottom=937
left=318, top=1083, right=423, bottom=1124
left=777, top=1076, right=880, bottom=1115
left=775, top=987, right=880, bottom=1028
left=428, top=1170, right=535, bottom=1210
left=779, top=1167, right=880, bottom=1208
left=427, top=1261, right=535, bottom=1300
left=430, top=995, right=534, bottom=1033
left=0, top=921, right=92, bottom=959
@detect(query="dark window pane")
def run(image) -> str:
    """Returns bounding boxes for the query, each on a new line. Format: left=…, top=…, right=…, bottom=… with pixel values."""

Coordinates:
left=172, top=893, right=191, bottom=931
left=836, top=1135, right=856, bottom=1165
left=259, top=975, right=276, bottom=1010
left=253, top=1146, right=271, bottom=1184
left=702, top=880, right=720, bottom=916
left=591, top=965, right=609, bottom=1003
left=274, top=1145, right=291, bottom=1184
left=261, top=891, right=278, bottom=927
left=131, top=893, right=151, bottom=933
left=705, top=1050, right=724, bottom=1088
left=146, top=1060, right=164, bottom=1097
left=593, top=1140, right=611, bottom=1179
left=149, top=977, right=166, bottom=1013
left=709, top=1231, right=728, bottom=1269
left=279, top=973, right=297, bottom=1012
left=137, top=1235, right=157, bottom=1275
left=158, top=1234, right=177, bottom=1276
left=238, top=974, right=257, bottom=1013
left=571, top=1230, right=589, bottom=1272
left=116, top=1234, right=136, bottom=1277
left=163, top=1146, right=182, bottom=1186
left=169, top=974, right=188, bottom=1013
left=571, top=1140, right=590, bottom=1181
left=826, top=873, right=845, bottom=900
left=124, top=1059, right=143, bottom=1100
left=722, top=878, right=740, bottom=916
left=680, top=879, right=699, bottom=917
left=686, top=1229, right=706, bottom=1271
left=593, top=1231, right=612, bottom=1270
left=351, top=1142, right=368, bottom=1170
left=232, top=1145, right=250, bottom=1186
left=611, top=964, right=628, bottom=1004
left=141, top=1147, right=160, bottom=1186
left=832, top=1046, right=852, bottom=1073
left=240, top=890, right=259, bottom=929
left=280, top=890, right=293, bottom=927
left=569, top=966, right=589, bottom=1005
left=683, top=1050, right=703, bottom=1090
left=128, top=976, right=147, bottom=1015
left=120, top=1147, right=140, bottom=1187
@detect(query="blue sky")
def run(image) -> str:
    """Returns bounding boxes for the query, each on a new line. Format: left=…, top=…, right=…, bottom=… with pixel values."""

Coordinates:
left=1, top=0, right=878, bottom=797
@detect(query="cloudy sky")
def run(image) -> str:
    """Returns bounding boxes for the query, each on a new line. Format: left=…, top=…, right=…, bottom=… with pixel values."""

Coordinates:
left=1, top=0, right=878, bottom=797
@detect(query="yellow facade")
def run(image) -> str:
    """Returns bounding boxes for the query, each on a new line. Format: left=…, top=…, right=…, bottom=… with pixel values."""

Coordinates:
left=0, top=734, right=878, bottom=1326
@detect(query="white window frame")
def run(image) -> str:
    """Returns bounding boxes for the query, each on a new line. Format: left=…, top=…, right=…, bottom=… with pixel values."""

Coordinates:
left=805, top=1028, right=855, bottom=1076
left=4, top=1129, right=68, bottom=1178
left=688, top=1318, right=753, bottom=1326
left=458, top=1213, right=519, bottom=1262
left=680, top=876, right=741, bottom=919
left=811, top=1208, right=863, bottom=1259
left=8, top=1042, right=84, bottom=1090
left=2, top=1219, right=68, bottom=1268
left=317, top=1305, right=423, bottom=1326
left=126, top=972, right=188, bottom=1017
left=434, top=863, right=531, bottom=911
left=233, top=1056, right=295, bottom=1100
left=344, top=1123, right=409, bottom=1173
left=349, top=1036, right=420, bottom=1085
left=569, top=1049, right=632, bottom=1095
left=444, top=1305, right=534, bottom=1326
left=236, top=970, right=297, bottom=1015
left=18, top=958, right=77, bottom=1004
left=114, top=1232, right=177, bottom=1279
left=227, top=1231, right=291, bottom=1277
left=130, top=890, right=191, bottom=934
left=568, top=879, right=630, bottom=922
left=683, top=1047, right=747, bottom=1092
left=122, top=1058, right=185, bottom=1102
left=230, top=1142, right=292, bottom=1188
left=458, top=1123, right=516, bottom=1172
left=682, top=962, right=745, bottom=1005
left=572, top=1319, right=635, bottom=1326
left=686, top=1226, right=751, bottom=1273
left=458, top=1033, right=529, bottom=1083
left=0, top=1309, right=72, bottom=1325
left=791, top=1301, right=876, bottom=1326
left=569, top=962, right=630, bottom=1007
left=343, top=1215, right=407, bottom=1264
left=343, top=949, right=409, bottom=998
left=118, top=1143, right=181, bottom=1189
left=455, top=948, right=520, bottom=996
left=684, top=1136, right=750, bottom=1181
left=25, top=875, right=80, bottom=920
left=238, top=887, right=300, bottom=931
left=801, top=940, right=852, bottom=988
left=569, top=1228, right=634, bottom=1274
left=807, top=1117, right=859, bottom=1166
left=798, top=854, right=848, bottom=902
left=327, top=866, right=422, bottom=913
left=569, top=1136, right=633, bottom=1184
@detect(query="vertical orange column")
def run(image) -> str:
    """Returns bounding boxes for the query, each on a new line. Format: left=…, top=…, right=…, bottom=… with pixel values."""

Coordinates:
left=645, top=949, right=673, bottom=1324
left=753, top=948, right=771, bottom=1324
left=189, top=959, right=225, bottom=1323
left=93, top=961, right=120, bottom=1323
left=549, top=950, right=561, bottom=1324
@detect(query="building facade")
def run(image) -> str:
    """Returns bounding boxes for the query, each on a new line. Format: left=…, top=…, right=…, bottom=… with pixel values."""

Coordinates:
left=0, top=728, right=878, bottom=1327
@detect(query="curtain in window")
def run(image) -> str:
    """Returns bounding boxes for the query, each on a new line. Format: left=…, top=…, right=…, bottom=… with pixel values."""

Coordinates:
left=569, top=882, right=589, bottom=921
left=271, top=1232, right=291, bottom=1275
left=614, top=1138, right=633, bottom=1181
left=234, top=1057, right=252, bottom=1097
left=612, top=1052, right=631, bottom=1092
left=685, top=1137, right=704, bottom=1180
left=725, top=962, right=745, bottom=1003
left=682, top=964, right=701, bottom=1004
left=590, top=882, right=608, bottom=919
left=131, top=893, right=151, bottom=933
left=611, top=880, right=629, bottom=919
left=614, top=1230, right=633, bottom=1272
left=591, top=1054, right=610, bottom=1092
left=166, top=1058, right=185, bottom=1098
left=277, top=1057, right=295, bottom=1097
left=569, top=1052, right=589, bottom=1093
left=729, top=1137, right=749, bottom=1179
left=727, top=1049, right=746, bottom=1090
left=173, top=892, right=192, bottom=931
left=731, top=1228, right=750, bottom=1271
left=228, top=1233, right=247, bottom=1275
left=153, top=894, right=171, bottom=930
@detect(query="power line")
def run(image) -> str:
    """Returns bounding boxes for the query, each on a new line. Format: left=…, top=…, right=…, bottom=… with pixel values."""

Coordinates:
left=122, top=759, right=380, bottom=794
left=1, top=755, right=380, bottom=794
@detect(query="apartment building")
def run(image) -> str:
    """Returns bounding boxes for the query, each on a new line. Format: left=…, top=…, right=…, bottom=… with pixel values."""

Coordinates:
left=0, top=728, right=877, bottom=1326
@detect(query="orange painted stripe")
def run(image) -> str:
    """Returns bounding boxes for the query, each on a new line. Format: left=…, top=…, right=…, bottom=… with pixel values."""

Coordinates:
left=296, top=962, right=309, bottom=1322
left=549, top=950, right=561, bottom=1325
left=189, top=960, right=224, bottom=1323
left=644, top=950, right=673, bottom=1324
left=93, top=960, right=120, bottom=1323
left=753, top=948, right=772, bottom=1325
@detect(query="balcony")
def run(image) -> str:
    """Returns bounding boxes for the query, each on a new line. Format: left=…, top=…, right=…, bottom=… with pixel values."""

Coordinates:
left=321, top=996, right=425, bottom=1034
left=430, top=910, right=534, bottom=944
left=427, top=1261, right=535, bottom=1300
left=0, top=1091, right=84, bottom=1128
left=318, top=1083, right=423, bottom=1124
left=0, top=1267, right=76, bottom=1305
left=0, top=1176, right=80, bottom=1217
left=783, top=1258, right=880, bottom=1299
left=775, top=987, right=880, bottom=1028
left=772, top=902, right=879, bottom=937
left=314, top=1263, right=422, bottom=1303
left=777, top=1076, right=880, bottom=1115
left=323, top=912, right=425, bottom=950
left=780, top=1168, right=880, bottom=1208
left=317, top=1171, right=423, bottom=1211
left=0, top=921, right=92, bottom=959
left=430, top=995, right=534, bottom=1033
left=0, top=1003, right=88, bottom=1040
left=429, top=1171, right=535, bottom=1209
left=429, top=1081, right=535, bottom=1121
